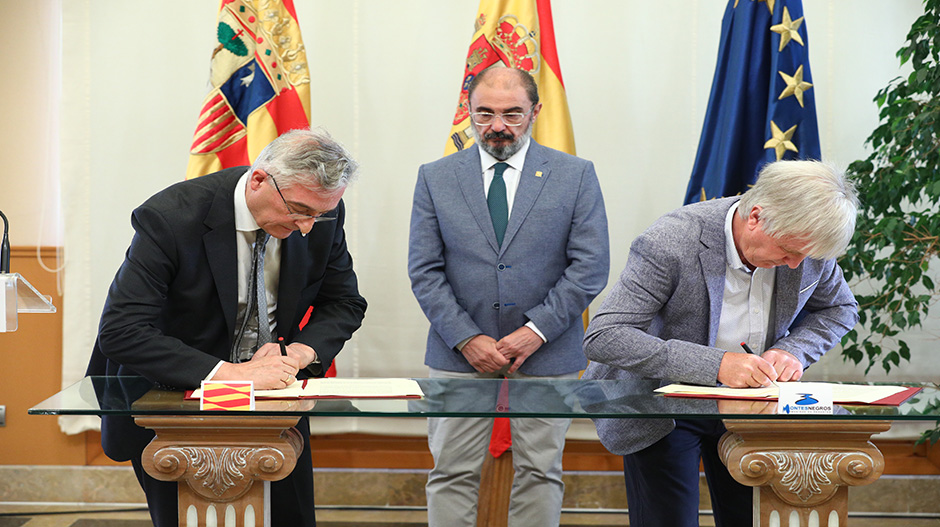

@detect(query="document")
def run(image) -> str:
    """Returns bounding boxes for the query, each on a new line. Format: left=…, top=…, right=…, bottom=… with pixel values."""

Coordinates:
left=189, top=378, right=424, bottom=400
left=655, top=382, right=920, bottom=406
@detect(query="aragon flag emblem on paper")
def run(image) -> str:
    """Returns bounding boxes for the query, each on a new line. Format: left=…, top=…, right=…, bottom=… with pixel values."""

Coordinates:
left=200, top=381, right=254, bottom=411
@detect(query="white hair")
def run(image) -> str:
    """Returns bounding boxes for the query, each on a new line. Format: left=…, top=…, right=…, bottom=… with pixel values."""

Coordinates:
left=738, top=160, right=859, bottom=259
left=251, top=127, right=359, bottom=191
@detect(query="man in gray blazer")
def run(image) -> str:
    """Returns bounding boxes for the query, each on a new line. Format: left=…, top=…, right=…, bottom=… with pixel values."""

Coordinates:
left=409, top=67, right=609, bottom=526
left=582, top=160, right=859, bottom=527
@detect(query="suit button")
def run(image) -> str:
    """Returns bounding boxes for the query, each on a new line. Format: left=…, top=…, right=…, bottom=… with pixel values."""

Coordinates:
left=497, top=263, right=506, bottom=271
left=492, top=302, right=500, bottom=309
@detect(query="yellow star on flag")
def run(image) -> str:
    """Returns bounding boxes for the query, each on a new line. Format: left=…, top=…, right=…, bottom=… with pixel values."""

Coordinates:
left=770, top=7, right=804, bottom=52
left=778, top=65, right=813, bottom=107
left=764, top=120, right=799, bottom=160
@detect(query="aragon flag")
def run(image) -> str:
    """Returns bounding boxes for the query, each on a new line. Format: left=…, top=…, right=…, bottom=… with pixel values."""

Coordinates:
left=186, top=0, right=336, bottom=378
left=186, top=0, right=311, bottom=180
left=445, top=0, right=575, bottom=157
left=446, top=0, right=575, bottom=458
left=684, top=0, right=820, bottom=204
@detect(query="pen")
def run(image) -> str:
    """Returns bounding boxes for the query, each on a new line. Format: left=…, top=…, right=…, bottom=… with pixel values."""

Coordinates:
left=278, top=336, right=288, bottom=357
left=740, top=342, right=779, bottom=387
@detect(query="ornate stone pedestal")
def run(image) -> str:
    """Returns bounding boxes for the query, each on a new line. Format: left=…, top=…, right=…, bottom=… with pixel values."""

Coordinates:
left=135, top=414, right=304, bottom=527
left=720, top=419, right=891, bottom=526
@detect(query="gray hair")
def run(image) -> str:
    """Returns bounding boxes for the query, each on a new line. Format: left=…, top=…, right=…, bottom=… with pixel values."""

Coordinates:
left=251, top=127, right=359, bottom=191
left=737, top=160, right=859, bottom=259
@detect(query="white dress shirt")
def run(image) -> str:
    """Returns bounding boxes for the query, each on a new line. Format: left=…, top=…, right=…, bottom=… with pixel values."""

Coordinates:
left=713, top=202, right=776, bottom=356
left=206, top=171, right=282, bottom=378
left=479, top=138, right=531, bottom=220
left=455, top=139, right=545, bottom=350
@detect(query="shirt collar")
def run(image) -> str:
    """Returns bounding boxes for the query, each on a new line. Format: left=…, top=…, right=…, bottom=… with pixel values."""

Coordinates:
left=234, top=170, right=261, bottom=233
left=724, top=202, right=750, bottom=272
left=478, top=137, right=531, bottom=173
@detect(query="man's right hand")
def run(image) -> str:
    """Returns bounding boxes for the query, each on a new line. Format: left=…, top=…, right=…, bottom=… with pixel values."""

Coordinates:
left=717, top=351, right=778, bottom=388
left=461, top=335, right=510, bottom=373
left=213, top=353, right=301, bottom=390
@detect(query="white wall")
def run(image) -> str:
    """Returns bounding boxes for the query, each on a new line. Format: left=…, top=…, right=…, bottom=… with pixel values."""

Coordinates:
left=2, top=0, right=933, bottom=436
left=0, top=0, right=62, bottom=249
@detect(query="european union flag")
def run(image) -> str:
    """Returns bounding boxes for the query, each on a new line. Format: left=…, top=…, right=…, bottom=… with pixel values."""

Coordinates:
left=684, top=0, right=820, bottom=204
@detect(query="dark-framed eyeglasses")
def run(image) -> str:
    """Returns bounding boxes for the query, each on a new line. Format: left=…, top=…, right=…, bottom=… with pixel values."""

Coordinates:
left=468, top=108, right=534, bottom=127
left=268, top=174, right=337, bottom=222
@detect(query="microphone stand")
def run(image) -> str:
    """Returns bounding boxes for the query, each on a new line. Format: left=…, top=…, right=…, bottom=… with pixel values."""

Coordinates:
left=0, top=208, right=10, bottom=273
left=0, top=209, right=56, bottom=331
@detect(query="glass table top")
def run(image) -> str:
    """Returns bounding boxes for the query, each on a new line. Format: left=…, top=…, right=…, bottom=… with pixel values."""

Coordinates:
left=28, top=376, right=940, bottom=421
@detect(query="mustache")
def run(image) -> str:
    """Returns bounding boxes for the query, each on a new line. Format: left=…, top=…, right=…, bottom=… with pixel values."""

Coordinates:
left=484, top=130, right=514, bottom=141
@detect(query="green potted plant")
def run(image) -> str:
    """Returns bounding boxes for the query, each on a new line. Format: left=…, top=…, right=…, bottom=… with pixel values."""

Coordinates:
left=839, top=0, right=940, bottom=444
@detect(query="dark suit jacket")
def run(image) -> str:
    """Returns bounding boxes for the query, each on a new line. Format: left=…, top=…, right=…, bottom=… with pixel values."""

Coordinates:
left=86, top=167, right=367, bottom=460
left=408, top=141, right=609, bottom=375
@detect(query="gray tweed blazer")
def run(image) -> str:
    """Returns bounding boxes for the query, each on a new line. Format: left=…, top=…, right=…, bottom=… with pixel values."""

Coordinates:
left=581, top=197, right=858, bottom=454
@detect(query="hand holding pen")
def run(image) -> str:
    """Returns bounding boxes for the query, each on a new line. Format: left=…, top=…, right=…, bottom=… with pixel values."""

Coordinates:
left=740, top=342, right=779, bottom=387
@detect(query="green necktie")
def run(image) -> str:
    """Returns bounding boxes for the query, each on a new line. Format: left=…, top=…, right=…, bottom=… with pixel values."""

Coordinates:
left=487, top=162, right=509, bottom=247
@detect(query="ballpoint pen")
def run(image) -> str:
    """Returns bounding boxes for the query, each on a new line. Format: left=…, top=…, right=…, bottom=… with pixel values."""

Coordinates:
left=278, top=336, right=288, bottom=356
left=740, top=342, right=779, bottom=387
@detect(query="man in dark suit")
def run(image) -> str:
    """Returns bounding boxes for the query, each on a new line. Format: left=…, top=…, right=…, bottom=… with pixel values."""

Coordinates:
left=87, top=128, right=367, bottom=527
left=582, top=160, right=859, bottom=526
left=408, top=68, right=609, bottom=526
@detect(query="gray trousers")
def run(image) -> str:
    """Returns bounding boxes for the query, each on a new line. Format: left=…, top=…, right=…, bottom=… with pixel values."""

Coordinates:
left=426, top=368, right=576, bottom=527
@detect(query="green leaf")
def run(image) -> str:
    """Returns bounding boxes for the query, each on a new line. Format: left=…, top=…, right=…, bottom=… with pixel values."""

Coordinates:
left=899, top=341, right=911, bottom=361
left=841, top=1, right=940, bottom=375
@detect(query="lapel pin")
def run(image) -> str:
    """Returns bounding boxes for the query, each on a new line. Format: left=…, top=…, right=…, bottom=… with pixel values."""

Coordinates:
left=535, top=171, right=543, bottom=178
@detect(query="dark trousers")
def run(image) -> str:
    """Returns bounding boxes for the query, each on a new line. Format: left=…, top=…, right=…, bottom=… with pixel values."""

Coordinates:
left=131, top=418, right=317, bottom=527
left=622, top=419, right=751, bottom=527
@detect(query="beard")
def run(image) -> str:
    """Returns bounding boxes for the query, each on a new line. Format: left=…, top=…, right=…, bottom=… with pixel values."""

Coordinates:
left=472, top=120, right=533, bottom=161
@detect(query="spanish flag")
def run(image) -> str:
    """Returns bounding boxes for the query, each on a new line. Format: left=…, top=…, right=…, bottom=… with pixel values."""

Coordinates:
left=446, top=0, right=575, bottom=458
left=186, top=0, right=311, bottom=180
left=445, top=0, right=575, bottom=157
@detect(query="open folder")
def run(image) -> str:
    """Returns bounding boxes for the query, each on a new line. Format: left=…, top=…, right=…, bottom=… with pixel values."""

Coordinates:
left=188, top=378, right=424, bottom=400
left=655, top=382, right=921, bottom=406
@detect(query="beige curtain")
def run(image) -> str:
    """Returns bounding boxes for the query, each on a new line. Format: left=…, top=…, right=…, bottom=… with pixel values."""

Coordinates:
left=54, top=0, right=932, bottom=439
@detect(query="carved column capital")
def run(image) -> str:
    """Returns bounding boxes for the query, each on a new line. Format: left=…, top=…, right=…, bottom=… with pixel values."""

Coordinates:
left=137, top=414, right=304, bottom=502
left=719, top=419, right=890, bottom=508
left=728, top=445, right=879, bottom=506
left=149, top=445, right=291, bottom=501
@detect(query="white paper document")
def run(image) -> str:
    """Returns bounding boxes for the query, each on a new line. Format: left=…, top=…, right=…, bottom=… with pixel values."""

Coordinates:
left=257, top=377, right=424, bottom=399
left=655, top=382, right=915, bottom=405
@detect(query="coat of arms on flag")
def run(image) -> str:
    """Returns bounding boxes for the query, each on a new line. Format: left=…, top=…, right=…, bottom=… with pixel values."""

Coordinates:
left=445, top=0, right=575, bottom=158
left=187, top=0, right=311, bottom=180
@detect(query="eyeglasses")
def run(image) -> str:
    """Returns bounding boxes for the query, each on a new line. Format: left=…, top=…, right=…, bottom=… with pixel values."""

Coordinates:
left=268, top=174, right=337, bottom=222
left=468, top=108, right=534, bottom=127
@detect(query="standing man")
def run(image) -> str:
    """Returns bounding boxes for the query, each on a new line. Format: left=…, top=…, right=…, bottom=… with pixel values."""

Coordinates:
left=87, top=128, right=367, bottom=527
left=582, top=160, right=859, bottom=527
left=408, top=67, right=609, bottom=526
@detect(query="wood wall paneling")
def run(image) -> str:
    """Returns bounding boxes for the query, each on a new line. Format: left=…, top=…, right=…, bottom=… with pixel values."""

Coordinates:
left=0, top=247, right=85, bottom=465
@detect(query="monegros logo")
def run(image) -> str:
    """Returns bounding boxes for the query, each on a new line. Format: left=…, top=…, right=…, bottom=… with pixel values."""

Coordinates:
left=777, top=383, right=834, bottom=415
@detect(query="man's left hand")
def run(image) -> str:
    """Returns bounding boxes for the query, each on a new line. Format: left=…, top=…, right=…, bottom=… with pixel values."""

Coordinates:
left=760, top=348, right=804, bottom=382
left=496, top=327, right=543, bottom=374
